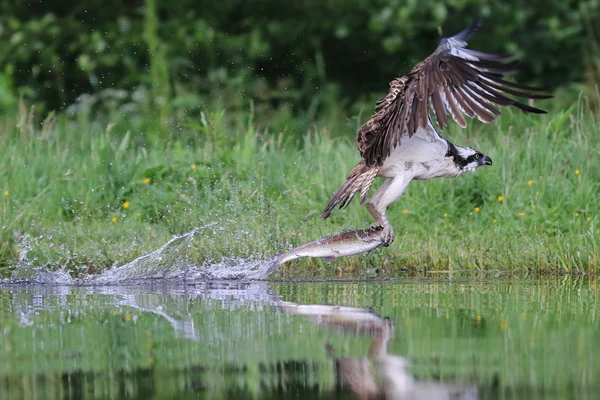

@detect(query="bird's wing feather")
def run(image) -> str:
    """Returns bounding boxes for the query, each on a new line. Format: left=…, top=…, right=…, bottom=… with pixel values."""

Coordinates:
left=357, top=18, right=552, bottom=167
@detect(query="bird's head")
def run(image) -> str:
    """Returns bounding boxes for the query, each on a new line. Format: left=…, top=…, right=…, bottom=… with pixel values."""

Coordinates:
left=449, top=145, right=492, bottom=173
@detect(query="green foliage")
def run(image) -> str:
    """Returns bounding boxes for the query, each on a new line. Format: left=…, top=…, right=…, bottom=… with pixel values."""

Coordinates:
left=144, top=0, right=171, bottom=128
left=0, top=0, right=598, bottom=116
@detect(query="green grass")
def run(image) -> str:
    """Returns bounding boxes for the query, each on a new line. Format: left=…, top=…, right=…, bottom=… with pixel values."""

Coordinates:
left=0, top=92, right=598, bottom=277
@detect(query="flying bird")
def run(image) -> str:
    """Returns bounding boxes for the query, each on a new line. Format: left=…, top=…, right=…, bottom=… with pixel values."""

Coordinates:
left=321, top=19, right=551, bottom=245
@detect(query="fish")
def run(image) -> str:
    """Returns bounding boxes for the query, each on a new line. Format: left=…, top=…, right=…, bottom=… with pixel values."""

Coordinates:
left=273, top=227, right=384, bottom=267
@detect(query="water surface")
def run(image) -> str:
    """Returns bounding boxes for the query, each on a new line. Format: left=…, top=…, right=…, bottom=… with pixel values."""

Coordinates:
left=0, top=279, right=597, bottom=399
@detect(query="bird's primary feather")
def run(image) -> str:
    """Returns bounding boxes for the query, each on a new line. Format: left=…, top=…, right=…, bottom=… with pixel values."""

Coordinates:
left=357, top=20, right=551, bottom=168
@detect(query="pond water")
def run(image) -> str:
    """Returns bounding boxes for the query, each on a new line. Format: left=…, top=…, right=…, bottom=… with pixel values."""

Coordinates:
left=0, top=279, right=598, bottom=399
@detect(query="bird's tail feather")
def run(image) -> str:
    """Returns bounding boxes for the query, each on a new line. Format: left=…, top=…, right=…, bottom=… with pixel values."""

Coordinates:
left=320, top=163, right=379, bottom=219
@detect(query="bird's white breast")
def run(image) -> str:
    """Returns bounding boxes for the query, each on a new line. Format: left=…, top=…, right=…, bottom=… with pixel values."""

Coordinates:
left=379, top=126, right=458, bottom=180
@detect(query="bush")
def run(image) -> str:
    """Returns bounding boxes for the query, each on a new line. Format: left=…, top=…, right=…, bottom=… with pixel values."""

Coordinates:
left=0, top=0, right=597, bottom=116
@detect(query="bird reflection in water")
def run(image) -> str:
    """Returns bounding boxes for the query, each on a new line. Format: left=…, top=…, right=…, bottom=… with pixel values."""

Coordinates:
left=281, top=302, right=477, bottom=400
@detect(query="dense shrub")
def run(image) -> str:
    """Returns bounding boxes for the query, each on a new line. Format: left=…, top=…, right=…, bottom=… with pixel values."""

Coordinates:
left=0, top=0, right=596, bottom=114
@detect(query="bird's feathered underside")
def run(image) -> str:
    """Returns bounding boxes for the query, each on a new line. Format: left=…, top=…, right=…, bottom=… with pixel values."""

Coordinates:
left=358, top=19, right=552, bottom=167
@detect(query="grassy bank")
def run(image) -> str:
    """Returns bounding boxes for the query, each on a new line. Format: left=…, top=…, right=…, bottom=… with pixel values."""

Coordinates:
left=0, top=95, right=598, bottom=277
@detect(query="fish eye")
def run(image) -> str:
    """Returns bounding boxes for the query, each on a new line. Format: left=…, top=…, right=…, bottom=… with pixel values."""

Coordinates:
left=474, top=153, right=481, bottom=160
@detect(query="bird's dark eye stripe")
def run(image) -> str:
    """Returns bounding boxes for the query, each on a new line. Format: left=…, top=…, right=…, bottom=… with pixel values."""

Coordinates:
left=465, top=153, right=483, bottom=163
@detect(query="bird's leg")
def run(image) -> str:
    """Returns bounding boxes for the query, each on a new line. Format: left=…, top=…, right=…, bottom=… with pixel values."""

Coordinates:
left=366, top=203, right=394, bottom=246
left=366, top=202, right=388, bottom=230
left=366, top=179, right=395, bottom=246
left=365, top=176, right=412, bottom=246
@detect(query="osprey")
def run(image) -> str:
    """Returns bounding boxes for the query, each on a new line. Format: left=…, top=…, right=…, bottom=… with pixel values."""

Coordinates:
left=321, top=19, right=551, bottom=245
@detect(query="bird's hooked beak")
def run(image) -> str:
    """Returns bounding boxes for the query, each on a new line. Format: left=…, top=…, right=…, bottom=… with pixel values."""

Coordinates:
left=482, top=155, right=492, bottom=166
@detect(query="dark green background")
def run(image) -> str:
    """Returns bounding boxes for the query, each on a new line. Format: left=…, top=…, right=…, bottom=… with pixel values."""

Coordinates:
left=0, top=1, right=594, bottom=113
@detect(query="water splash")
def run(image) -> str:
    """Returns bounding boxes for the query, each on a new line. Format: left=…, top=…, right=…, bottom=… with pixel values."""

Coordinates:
left=186, top=256, right=279, bottom=281
left=6, top=220, right=380, bottom=285
left=87, top=228, right=199, bottom=284
left=4, top=227, right=280, bottom=286
left=7, top=235, right=75, bottom=285
left=87, top=228, right=279, bottom=285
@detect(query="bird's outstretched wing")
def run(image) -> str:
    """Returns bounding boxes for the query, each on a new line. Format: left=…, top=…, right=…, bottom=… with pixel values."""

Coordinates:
left=358, top=18, right=552, bottom=167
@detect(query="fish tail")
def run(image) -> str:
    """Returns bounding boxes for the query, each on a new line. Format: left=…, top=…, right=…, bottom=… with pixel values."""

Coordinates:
left=320, top=162, right=379, bottom=219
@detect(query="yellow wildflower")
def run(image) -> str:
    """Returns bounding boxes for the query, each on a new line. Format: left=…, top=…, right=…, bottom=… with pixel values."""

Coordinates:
left=527, top=180, right=533, bottom=186
left=443, top=213, right=448, bottom=218
left=518, top=212, right=526, bottom=217
left=497, top=196, right=503, bottom=202
left=3, top=191, right=8, bottom=196
left=191, top=164, right=196, bottom=170
left=142, top=177, right=151, bottom=184
left=403, top=209, right=408, bottom=214
left=588, top=217, right=592, bottom=221
left=124, top=314, right=132, bottom=321
left=575, top=212, right=579, bottom=217
left=474, top=207, right=480, bottom=213
left=111, top=217, right=118, bottom=223
left=575, top=169, right=580, bottom=175
left=122, top=201, right=130, bottom=209
left=493, top=219, right=497, bottom=223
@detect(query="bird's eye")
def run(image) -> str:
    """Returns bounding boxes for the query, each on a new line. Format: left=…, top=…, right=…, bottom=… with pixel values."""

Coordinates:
left=474, top=153, right=481, bottom=160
